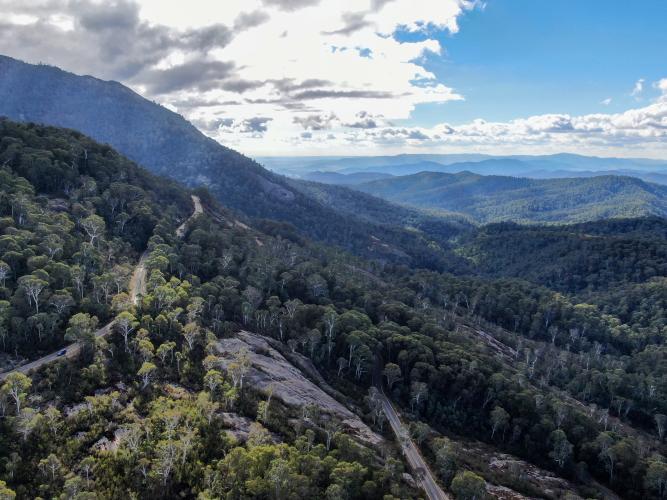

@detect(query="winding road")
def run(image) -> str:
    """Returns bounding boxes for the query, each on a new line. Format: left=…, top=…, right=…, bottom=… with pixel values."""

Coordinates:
left=0, top=195, right=201, bottom=381
left=177, top=195, right=202, bottom=237
left=380, top=392, right=450, bottom=500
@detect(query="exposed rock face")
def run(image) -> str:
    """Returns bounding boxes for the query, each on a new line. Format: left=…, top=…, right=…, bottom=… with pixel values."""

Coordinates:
left=459, top=442, right=587, bottom=499
left=488, top=455, right=580, bottom=498
left=486, top=484, right=539, bottom=500
left=215, top=331, right=383, bottom=447
left=221, top=412, right=281, bottom=444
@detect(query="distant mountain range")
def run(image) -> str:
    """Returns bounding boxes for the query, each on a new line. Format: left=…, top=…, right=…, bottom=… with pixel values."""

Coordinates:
left=260, top=152, right=667, bottom=179
left=355, top=171, right=667, bottom=224
left=303, top=161, right=667, bottom=187
left=257, top=154, right=492, bottom=175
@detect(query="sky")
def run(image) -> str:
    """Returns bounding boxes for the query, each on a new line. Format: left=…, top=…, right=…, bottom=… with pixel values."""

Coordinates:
left=1, top=0, right=666, bottom=158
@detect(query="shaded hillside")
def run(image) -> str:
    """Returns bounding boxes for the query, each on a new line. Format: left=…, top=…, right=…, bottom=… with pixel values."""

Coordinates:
left=287, top=179, right=473, bottom=242
left=356, top=171, right=667, bottom=223
left=301, top=171, right=394, bottom=185
left=0, top=55, right=468, bottom=270
left=458, top=217, right=667, bottom=293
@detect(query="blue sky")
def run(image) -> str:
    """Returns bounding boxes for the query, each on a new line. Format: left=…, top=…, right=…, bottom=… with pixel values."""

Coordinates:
left=2, top=0, right=667, bottom=156
left=402, top=0, right=667, bottom=127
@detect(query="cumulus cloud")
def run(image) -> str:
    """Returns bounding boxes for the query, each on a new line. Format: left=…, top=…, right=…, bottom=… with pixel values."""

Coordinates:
left=293, top=113, right=338, bottom=130
left=0, top=0, right=472, bottom=152
left=233, top=10, right=270, bottom=31
left=344, top=111, right=380, bottom=129
left=261, top=0, right=320, bottom=12
left=335, top=97, right=667, bottom=156
left=241, top=117, right=273, bottom=133
left=206, top=116, right=273, bottom=137
left=655, top=78, right=667, bottom=98
left=323, top=11, right=372, bottom=36
left=1, top=0, right=664, bottom=157
left=140, top=59, right=236, bottom=94
left=0, top=0, right=243, bottom=85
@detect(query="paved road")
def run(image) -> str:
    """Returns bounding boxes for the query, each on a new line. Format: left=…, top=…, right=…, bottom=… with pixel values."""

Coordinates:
left=380, top=393, right=450, bottom=500
left=0, top=254, right=147, bottom=381
left=0, top=195, right=201, bottom=381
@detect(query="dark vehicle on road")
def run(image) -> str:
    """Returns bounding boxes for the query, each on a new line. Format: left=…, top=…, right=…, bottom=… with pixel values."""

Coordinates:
left=57, top=349, right=67, bottom=357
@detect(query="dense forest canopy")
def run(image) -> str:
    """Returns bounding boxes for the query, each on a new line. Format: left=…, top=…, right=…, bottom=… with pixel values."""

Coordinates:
left=0, top=121, right=666, bottom=499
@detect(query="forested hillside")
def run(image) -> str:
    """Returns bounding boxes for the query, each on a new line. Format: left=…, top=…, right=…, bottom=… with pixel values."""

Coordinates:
left=0, top=121, right=419, bottom=499
left=1, top=121, right=666, bottom=499
left=300, top=171, right=394, bottom=185
left=459, top=218, right=667, bottom=293
left=356, top=171, right=667, bottom=223
left=0, top=55, right=468, bottom=272
left=0, top=119, right=191, bottom=363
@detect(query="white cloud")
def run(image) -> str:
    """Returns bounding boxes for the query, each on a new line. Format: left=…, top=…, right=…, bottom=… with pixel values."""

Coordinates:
left=631, top=78, right=644, bottom=98
left=1, top=1, right=665, bottom=158
left=280, top=91, right=667, bottom=157
left=601, top=97, right=612, bottom=106
left=0, top=0, right=475, bottom=153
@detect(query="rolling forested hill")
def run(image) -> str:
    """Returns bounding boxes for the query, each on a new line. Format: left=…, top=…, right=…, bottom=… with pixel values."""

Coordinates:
left=356, top=171, right=667, bottom=223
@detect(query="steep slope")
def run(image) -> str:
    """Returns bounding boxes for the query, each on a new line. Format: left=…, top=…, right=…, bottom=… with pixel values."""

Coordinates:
left=0, top=54, right=468, bottom=271
left=356, top=171, right=667, bottom=223
left=287, top=179, right=473, bottom=243
left=0, top=120, right=425, bottom=500
left=0, top=119, right=191, bottom=366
